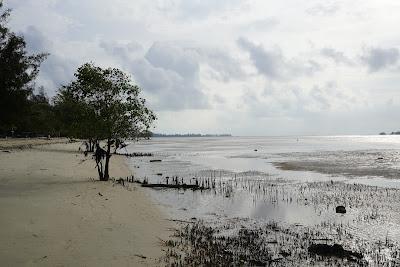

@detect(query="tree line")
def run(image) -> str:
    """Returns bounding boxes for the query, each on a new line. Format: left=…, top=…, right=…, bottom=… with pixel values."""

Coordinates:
left=0, top=3, right=156, bottom=181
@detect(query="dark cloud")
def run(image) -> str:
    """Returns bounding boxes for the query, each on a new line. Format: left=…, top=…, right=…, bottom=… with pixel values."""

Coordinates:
left=145, top=42, right=199, bottom=80
left=195, top=47, right=246, bottom=82
left=237, top=37, right=321, bottom=80
left=237, top=37, right=283, bottom=79
left=361, top=47, right=400, bottom=72
left=100, top=40, right=247, bottom=110
left=39, top=56, right=77, bottom=94
left=100, top=41, right=210, bottom=110
left=320, top=47, right=353, bottom=65
left=21, top=26, right=50, bottom=53
left=20, top=26, right=77, bottom=95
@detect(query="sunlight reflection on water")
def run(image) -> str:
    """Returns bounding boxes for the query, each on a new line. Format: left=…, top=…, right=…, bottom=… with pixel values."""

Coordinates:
left=124, top=136, right=400, bottom=226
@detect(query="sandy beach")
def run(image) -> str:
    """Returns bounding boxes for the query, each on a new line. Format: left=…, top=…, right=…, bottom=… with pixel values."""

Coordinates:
left=0, top=139, right=170, bottom=266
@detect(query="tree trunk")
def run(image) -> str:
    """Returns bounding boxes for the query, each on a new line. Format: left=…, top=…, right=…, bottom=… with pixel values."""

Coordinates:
left=96, top=160, right=104, bottom=180
left=94, top=143, right=106, bottom=181
left=88, top=138, right=96, bottom=152
left=103, top=138, right=112, bottom=181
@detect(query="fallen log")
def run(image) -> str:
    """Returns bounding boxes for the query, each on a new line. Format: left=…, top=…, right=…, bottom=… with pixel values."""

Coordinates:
left=136, top=181, right=209, bottom=190
left=308, top=243, right=363, bottom=261
left=116, top=152, right=153, bottom=157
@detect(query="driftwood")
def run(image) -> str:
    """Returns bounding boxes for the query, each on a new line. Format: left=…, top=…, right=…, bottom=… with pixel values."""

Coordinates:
left=112, top=175, right=212, bottom=191
left=141, top=183, right=208, bottom=190
left=336, top=205, right=346, bottom=214
left=134, top=180, right=209, bottom=190
left=308, top=243, right=363, bottom=261
left=116, top=152, right=153, bottom=157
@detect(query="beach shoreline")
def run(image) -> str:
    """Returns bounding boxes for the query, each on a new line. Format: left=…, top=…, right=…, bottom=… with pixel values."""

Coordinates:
left=0, top=139, right=170, bottom=266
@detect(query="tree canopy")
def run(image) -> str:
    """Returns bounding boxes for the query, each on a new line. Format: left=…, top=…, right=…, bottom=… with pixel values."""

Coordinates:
left=0, top=3, right=48, bottom=133
left=56, top=63, right=156, bottom=180
left=0, top=3, right=157, bottom=181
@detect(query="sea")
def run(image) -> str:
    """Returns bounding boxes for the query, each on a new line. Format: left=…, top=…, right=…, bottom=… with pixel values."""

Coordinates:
left=124, top=135, right=400, bottom=245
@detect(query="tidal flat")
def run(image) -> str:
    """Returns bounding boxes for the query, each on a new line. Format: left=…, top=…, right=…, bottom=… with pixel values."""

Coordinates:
left=125, top=136, right=400, bottom=265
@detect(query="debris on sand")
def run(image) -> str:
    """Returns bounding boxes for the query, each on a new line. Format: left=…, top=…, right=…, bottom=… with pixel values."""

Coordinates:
left=150, top=159, right=162, bottom=162
left=137, top=182, right=209, bottom=191
left=117, top=152, right=153, bottom=157
left=134, top=254, right=147, bottom=259
left=336, top=205, right=346, bottom=214
left=163, top=220, right=368, bottom=266
left=308, top=243, right=363, bottom=261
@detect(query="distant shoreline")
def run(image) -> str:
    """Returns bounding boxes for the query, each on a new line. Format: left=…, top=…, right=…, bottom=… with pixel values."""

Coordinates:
left=152, top=134, right=232, bottom=137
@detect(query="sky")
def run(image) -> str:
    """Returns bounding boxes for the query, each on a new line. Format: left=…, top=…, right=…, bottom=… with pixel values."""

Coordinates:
left=4, top=0, right=400, bottom=136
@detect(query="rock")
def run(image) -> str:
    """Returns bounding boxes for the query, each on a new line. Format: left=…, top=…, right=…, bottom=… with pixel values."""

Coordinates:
left=336, top=205, right=346, bottom=214
left=308, top=243, right=363, bottom=260
left=309, top=243, right=345, bottom=257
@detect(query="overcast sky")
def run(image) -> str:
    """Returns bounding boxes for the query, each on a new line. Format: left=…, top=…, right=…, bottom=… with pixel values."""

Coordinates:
left=5, top=0, right=400, bottom=135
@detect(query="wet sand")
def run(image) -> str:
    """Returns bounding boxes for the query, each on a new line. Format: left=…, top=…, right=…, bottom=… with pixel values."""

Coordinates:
left=274, top=149, right=400, bottom=180
left=0, top=139, right=171, bottom=266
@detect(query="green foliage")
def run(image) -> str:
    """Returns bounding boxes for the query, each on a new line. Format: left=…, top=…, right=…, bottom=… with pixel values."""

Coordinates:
left=53, top=86, right=97, bottom=138
left=0, top=3, right=48, bottom=133
left=61, top=63, right=156, bottom=140
left=26, top=87, right=58, bottom=135
left=57, top=63, right=156, bottom=180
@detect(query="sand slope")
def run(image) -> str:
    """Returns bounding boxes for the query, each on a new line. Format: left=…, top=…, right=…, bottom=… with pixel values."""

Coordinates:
left=0, top=141, right=170, bottom=266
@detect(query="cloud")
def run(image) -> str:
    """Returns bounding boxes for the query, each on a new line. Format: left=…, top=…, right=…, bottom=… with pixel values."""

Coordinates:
left=361, top=47, right=400, bottom=72
left=237, top=37, right=321, bottom=80
left=99, top=41, right=143, bottom=57
left=171, top=0, right=244, bottom=20
left=7, top=0, right=400, bottom=135
left=20, top=26, right=77, bottom=95
left=242, top=17, right=279, bottom=32
left=195, top=47, right=246, bottom=82
left=99, top=40, right=247, bottom=110
left=100, top=41, right=210, bottom=110
left=20, top=26, right=50, bottom=54
left=145, top=42, right=199, bottom=80
left=306, top=2, right=340, bottom=16
left=320, top=47, right=353, bottom=65
left=242, top=81, right=356, bottom=119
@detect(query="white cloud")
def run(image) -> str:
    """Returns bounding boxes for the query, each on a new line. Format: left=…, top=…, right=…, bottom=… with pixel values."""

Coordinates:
left=4, top=0, right=400, bottom=135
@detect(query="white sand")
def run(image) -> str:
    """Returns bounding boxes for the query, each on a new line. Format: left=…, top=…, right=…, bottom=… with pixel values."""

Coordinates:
left=0, top=140, right=171, bottom=266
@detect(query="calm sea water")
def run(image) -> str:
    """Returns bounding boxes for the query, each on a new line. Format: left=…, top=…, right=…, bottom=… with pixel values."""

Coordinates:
left=124, top=135, right=400, bottom=226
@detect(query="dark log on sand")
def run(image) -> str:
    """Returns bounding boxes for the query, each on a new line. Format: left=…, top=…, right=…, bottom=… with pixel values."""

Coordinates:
left=308, top=243, right=363, bottom=261
left=136, top=181, right=209, bottom=190
left=116, top=152, right=153, bottom=157
left=336, top=205, right=346, bottom=214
